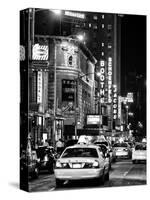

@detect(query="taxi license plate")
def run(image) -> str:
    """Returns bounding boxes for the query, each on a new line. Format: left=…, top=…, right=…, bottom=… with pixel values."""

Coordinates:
left=72, top=164, right=81, bottom=168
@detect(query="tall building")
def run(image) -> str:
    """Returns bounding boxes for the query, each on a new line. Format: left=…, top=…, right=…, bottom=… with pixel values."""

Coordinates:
left=21, top=9, right=123, bottom=146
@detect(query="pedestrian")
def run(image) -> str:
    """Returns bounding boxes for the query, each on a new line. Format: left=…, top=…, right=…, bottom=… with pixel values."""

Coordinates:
left=43, top=139, right=49, bottom=147
left=56, top=139, right=64, bottom=155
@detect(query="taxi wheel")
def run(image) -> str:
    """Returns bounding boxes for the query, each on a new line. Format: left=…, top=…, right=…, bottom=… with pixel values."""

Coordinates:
left=132, top=160, right=136, bottom=164
left=105, top=171, right=109, bottom=181
left=99, top=170, right=105, bottom=185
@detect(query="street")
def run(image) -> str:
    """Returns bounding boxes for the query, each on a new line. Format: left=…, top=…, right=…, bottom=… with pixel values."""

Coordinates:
left=29, top=159, right=146, bottom=192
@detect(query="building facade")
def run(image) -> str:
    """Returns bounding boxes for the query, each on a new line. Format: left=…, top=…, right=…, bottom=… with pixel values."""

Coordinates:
left=28, top=35, right=96, bottom=144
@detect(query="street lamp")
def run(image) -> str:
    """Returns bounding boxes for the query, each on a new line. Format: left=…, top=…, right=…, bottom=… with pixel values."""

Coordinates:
left=51, top=9, right=62, bottom=35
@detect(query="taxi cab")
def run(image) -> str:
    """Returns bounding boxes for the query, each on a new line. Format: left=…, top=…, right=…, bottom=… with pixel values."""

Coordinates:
left=132, top=143, right=146, bottom=163
left=54, top=139, right=110, bottom=187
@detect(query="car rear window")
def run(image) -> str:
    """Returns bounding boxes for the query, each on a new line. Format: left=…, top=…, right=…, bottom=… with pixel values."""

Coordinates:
left=135, top=144, right=146, bottom=150
left=113, top=143, right=128, bottom=148
left=61, top=148, right=98, bottom=158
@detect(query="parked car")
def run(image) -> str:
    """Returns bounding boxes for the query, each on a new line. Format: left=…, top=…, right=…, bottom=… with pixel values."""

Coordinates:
left=36, top=146, right=56, bottom=174
left=132, top=143, right=146, bottom=164
left=54, top=143, right=110, bottom=187
left=20, top=149, right=39, bottom=179
left=112, top=142, right=132, bottom=161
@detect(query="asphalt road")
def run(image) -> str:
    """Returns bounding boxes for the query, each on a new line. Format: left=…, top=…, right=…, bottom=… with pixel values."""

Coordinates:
left=29, top=159, right=146, bottom=192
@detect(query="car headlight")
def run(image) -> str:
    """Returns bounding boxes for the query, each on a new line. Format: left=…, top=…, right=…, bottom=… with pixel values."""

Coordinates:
left=92, top=160, right=99, bottom=168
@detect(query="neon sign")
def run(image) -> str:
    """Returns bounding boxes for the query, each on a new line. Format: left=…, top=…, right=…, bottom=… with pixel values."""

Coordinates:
left=64, top=11, right=85, bottom=19
left=113, top=85, right=118, bottom=119
left=99, top=60, right=105, bottom=103
left=37, top=72, right=43, bottom=103
left=107, top=57, right=112, bottom=103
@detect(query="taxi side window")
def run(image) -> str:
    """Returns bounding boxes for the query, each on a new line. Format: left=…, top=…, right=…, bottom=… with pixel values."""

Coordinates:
left=98, top=148, right=104, bottom=158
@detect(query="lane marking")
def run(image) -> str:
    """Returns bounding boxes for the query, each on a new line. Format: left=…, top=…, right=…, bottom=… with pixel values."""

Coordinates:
left=123, top=166, right=133, bottom=177
left=49, top=187, right=55, bottom=191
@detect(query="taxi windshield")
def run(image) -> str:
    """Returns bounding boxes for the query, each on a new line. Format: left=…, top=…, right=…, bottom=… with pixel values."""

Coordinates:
left=61, top=148, right=98, bottom=158
left=135, top=144, right=146, bottom=150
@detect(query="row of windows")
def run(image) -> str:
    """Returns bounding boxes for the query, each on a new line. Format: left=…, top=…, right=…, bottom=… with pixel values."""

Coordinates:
left=87, top=23, right=112, bottom=31
left=92, top=42, right=112, bottom=50
left=93, top=14, right=105, bottom=20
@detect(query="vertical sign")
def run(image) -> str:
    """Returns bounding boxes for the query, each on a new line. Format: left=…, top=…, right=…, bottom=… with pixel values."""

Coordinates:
left=107, top=57, right=112, bottom=103
left=37, top=71, right=43, bottom=103
left=118, top=96, right=122, bottom=119
left=99, top=60, right=105, bottom=103
left=113, top=85, right=118, bottom=119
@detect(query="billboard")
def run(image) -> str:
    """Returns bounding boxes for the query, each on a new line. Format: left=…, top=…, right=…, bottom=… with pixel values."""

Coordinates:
left=86, top=115, right=102, bottom=125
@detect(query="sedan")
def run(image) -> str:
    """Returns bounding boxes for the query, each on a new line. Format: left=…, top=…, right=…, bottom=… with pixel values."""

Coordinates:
left=112, top=142, right=132, bottom=161
left=54, top=143, right=110, bottom=187
left=132, top=143, right=146, bottom=163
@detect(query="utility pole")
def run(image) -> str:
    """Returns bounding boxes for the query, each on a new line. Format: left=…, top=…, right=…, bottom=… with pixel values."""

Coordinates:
left=53, top=39, right=57, bottom=145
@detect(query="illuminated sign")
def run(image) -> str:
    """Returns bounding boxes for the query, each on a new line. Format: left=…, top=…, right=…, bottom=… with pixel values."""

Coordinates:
left=62, top=79, right=75, bottom=102
left=20, top=45, right=25, bottom=61
left=118, top=96, right=122, bottom=119
left=37, top=72, right=43, bottom=103
left=113, top=85, right=118, bottom=119
left=32, top=44, right=48, bottom=60
left=107, top=57, right=112, bottom=103
left=64, top=11, right=85, bottom=19
left=87, top=115, right=102, bottom=125
left=99, top=60, right=105, bottom=103
left=126, top=92, right=133, bottom=103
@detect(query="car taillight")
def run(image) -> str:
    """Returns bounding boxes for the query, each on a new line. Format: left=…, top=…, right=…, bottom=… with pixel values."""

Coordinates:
left=124, top=148, right=128, bottom=151
left=92, top=160, right=99, bottom=168
left=56, top=161, right=62, bottom=168
left=44, top=155, right=48, bottom=162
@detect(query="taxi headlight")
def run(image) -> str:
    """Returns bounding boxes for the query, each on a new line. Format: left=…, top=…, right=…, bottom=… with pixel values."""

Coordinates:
left=92, top=160, right=99, bottom=168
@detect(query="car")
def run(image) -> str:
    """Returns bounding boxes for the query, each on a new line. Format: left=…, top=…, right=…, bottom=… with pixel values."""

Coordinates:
left=94, top=140, right=113, bottom=164
left=132, top=143, right=146, bottom=164
left=112, top=142, right=132, bottom=161
left=20, top=149, right=39, bottom=179
left=54, top=143, right=110, bottom=187
left=93, top=143, right=112, bottom=169
left=36, top=146, right=56, bottom=174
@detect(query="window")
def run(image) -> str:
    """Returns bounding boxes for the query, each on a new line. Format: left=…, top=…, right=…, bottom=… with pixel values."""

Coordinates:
left=93, top=24, right=98, bottom=29
left=107, top=24, right=112, bottom=30
left=102, top=14, right=105, bottom=19
left=101, top=52, right=104, bottom=56
left=68, top=55, right=73, bottom=66
left=102, top=24, right=104, bottom=29
left=93, top=15, right=98, bottom=20
left=108, top=43, right=112, bottom=49
left=101, top=42, right=104, bottom=47
left=62, top=148, right=98, bottom=158
left=89, top=23, right=92, bottom=28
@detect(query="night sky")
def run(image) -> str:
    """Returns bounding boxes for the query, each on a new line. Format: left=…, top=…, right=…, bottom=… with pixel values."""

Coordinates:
left=121, top=14, right=146, bottom=76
